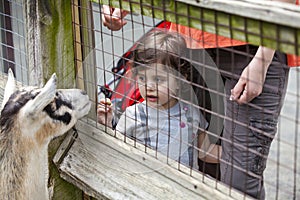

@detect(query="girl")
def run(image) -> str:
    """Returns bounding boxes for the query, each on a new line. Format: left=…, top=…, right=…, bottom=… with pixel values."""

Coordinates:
left=98, top=29, right=220, bottom=169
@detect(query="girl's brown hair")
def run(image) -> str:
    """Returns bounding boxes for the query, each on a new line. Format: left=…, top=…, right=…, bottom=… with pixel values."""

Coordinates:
left=132, top=29, right=193, bottom=82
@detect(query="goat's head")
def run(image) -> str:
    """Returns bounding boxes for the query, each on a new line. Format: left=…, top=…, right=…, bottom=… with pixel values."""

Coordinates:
left=0, top=69, right=91, bottom=145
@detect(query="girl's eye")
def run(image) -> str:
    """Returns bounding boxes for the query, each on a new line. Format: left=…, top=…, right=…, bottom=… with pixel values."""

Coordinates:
left=138, top=75, right=145, bottom=82
left=155, top=77, right=166, bottom=83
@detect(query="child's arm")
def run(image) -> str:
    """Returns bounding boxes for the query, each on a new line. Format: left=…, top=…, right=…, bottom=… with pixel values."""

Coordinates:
left=97, top=98, right=113, bottom=128
left=198, top=131, right=222, bottom=164
left=201, top=143, right=221, bottom=164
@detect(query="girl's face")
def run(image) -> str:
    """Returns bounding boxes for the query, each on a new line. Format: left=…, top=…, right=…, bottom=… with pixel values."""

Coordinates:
left=136, top=64, right=179, bottom=110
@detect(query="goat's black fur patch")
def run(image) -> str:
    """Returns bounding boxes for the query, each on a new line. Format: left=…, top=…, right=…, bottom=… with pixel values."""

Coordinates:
left=0, top=90, right=37, bottom=134
left=43, top=96, right=72, bottom=125
left=55, top=92, right=73, bottom=110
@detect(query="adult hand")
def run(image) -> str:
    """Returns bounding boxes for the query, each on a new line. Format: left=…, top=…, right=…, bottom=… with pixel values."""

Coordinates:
left=97, top=98, right=113, bottom=128
left=230, top=46, right=275, bottom=104
left=230, top=65, right=266, bottom=104
left=102, top=5, right=129, bottom=31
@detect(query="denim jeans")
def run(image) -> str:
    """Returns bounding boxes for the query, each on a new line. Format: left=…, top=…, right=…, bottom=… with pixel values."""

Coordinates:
left=207, top=45, right=289, bottom=199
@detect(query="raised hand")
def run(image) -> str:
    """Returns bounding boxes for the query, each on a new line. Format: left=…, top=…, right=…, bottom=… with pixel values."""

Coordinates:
left=102, top=5, right=129, bottom=31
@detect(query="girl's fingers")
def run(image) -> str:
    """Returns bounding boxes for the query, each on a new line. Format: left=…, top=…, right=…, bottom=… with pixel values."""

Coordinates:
left=99, top=98, right=112, bottom=105
left=98, top=98, right=113, bottom=113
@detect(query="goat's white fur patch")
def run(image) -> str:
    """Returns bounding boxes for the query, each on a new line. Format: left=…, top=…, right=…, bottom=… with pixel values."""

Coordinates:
left=22, top=73, right=57, bottom=119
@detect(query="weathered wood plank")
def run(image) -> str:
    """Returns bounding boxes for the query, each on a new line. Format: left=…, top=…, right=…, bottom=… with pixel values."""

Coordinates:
left=73, top=0, right=97, bottom=119
left=98, top=0, right=300, bottom=55
left=180, top=0, right=300, bottom=28
left=54, top=119, right=253, bottom=200
left=38, top=0, right=76, bottom=88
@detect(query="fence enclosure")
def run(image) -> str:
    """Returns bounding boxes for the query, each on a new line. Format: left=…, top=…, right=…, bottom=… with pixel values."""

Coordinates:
left=0, top=0, right=299, bottom=200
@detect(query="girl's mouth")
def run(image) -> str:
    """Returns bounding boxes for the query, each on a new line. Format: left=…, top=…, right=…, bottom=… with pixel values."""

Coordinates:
left=146, top=95, right=158, bottom=102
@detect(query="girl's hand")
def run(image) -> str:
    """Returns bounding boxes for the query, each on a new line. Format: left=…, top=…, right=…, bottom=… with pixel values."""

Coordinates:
left=102, top=5, right=129, bottom=31
left=97, top=98, right=113, bottom=128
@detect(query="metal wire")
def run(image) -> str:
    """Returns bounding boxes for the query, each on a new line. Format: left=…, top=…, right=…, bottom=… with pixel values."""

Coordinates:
left=3, top=0, right=298, bottom=199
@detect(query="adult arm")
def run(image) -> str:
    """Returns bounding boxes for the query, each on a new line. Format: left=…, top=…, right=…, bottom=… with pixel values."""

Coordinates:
left=230, top=0, right=296, bottom=104
left=230, top=46, right=275, bottom=104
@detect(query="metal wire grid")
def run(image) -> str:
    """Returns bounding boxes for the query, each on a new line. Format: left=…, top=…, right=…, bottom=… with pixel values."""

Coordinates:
left=0, top=0, right=27, bottom=84
left=73, top=1, right=300, bottom=199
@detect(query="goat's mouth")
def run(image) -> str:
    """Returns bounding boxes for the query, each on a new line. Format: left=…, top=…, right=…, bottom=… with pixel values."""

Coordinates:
left=77, top=101, right=91, bottom=116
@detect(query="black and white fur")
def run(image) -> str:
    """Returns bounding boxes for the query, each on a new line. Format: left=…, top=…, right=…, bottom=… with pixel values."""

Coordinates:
left=0, top=69, right=91, bottom=200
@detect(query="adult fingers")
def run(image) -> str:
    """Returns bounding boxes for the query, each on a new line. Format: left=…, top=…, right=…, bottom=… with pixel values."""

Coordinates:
left=121, top=10, right=129, bottom=18
left=230, top=78, right=245, bottom=102
left=231, top=79, right=261, bottom=104
left=103, top=17, right=126, bottom=31
left=234, top=89, right=249, bottom=104
left=102, top=7, right=128, bottom=31
left=102, top=5, right=112, bottom=23
left=102, top=6, right=117, bottom=30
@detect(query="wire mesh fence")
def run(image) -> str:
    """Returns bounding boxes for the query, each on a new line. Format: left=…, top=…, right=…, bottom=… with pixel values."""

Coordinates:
left=77, top=1, right=300, bottom=199
left=0, top=0, right=27, bottom=84
left=1, top=0, right=300, bottom=199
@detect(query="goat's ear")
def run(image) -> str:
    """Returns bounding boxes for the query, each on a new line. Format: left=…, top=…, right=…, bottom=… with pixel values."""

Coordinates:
left=23, top=73, right=57, bottom=118
left=2, top=69, right=16, bottom=109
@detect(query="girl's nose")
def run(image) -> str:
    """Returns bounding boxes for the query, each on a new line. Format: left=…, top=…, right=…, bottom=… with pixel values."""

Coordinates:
left=146, top=81, right=156, bottom=90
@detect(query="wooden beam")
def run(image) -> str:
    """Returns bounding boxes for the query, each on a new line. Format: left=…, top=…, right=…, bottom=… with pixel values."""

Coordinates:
left=54, top=119, right=253, bottom=200
left=72, top=0, right=97, bottom=119
left=73, top=0, right=84, bottom=90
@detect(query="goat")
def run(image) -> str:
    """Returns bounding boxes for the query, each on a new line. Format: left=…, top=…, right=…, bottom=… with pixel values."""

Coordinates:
left=0, top=69, right=91, bottom=200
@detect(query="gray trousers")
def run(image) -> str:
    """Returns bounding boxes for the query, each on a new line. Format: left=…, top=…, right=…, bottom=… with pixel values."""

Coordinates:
left=207, top=45, right=289, bottom=199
